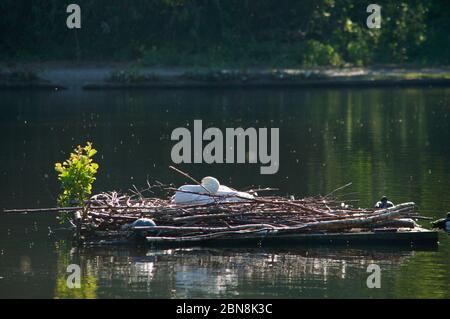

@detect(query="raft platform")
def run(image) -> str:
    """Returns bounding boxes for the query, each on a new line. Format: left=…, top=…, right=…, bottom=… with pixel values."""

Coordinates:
left=85, top=227, right=439, bottom=248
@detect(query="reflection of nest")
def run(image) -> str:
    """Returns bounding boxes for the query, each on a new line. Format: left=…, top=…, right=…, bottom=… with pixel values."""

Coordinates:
left=74, top=246, right=416, bottom=295
left=77, top=187, right=419, bottom=244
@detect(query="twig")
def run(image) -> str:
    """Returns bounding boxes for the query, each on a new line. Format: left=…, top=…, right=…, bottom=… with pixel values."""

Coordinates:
left=325, top=182, right=353, bottom=198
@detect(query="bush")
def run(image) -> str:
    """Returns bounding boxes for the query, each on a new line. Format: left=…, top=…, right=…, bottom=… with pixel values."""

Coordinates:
left=300, top=40, right=342, bottom=67
left=54, top=142, right=99, bottom=207
left=346, top=41, right=371, bottom=66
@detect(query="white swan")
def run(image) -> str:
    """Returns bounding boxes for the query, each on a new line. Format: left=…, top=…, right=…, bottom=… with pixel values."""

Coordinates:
left=172, top=176, right=254, bottom=205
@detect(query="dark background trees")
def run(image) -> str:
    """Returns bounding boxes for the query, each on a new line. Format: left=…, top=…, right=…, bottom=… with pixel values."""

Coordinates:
left=0, top=0, right=449, bottom=66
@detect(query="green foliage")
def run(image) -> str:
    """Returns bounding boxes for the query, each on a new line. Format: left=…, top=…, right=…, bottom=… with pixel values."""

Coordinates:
left=300, top=40, right=342, bottom=67
left=54, top=142, right=99, bottom=207
left=346, top=41, right=371, bottom=67
left=1, top=0, right=449, bottom=66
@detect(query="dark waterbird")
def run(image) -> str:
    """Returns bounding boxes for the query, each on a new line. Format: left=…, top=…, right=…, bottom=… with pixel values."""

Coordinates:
left=431, top=212, right=450, bottom=232
left=375, top=196, right=394, bottom=209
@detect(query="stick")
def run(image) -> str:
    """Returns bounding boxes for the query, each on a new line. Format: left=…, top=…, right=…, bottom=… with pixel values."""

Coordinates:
left=169, top=165, right=203, bottom=188
left=134, top=224, right=277, bottom=232
left=3, top=206, right=83, bottom=214
left=169, top=165, right=219, bottom=203
left=325, top=182, right=353, bottom=198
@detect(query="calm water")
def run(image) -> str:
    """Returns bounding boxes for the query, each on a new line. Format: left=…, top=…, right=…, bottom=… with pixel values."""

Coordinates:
left=0, top=88, right=449, bottom=298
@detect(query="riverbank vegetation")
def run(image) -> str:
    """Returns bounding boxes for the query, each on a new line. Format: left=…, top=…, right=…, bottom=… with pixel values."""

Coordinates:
left=1, top=1, right=449, bottom=67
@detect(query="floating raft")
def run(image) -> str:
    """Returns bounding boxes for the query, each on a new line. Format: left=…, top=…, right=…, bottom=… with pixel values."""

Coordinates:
left=84, top=227, right=438, bottom=248
left=148, top=227, right=438, bottom=247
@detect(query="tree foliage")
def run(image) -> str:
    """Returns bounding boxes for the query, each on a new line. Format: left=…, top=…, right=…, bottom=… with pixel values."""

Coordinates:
left=1, top=0, right=449, bottom=66
left=54, top=142, right=99, bottom=207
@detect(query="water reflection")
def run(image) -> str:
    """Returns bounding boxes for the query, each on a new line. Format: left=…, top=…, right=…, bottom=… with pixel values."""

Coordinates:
left=53, top=243, right=436, bottom=299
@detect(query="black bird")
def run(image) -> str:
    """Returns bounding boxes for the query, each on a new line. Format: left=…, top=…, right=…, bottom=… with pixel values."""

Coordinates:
left=374, top=196, right=394, bottom=209
left=431, top=212, right=450, bottom=232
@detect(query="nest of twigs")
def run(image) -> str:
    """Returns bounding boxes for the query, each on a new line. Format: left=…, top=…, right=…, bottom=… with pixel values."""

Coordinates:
left=76, top=181, right=420, bottom=243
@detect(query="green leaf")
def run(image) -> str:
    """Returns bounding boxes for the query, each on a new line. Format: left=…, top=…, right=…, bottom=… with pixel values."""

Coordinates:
left=54, top=142, right=100, bottom=208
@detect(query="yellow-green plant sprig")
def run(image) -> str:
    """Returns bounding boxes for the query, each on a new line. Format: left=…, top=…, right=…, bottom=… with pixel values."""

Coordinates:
left=55, top=142, right=99, bottom=208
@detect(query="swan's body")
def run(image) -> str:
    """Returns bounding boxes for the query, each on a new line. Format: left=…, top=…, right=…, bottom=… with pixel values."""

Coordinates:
left=172, top=176, right=254, bottom=205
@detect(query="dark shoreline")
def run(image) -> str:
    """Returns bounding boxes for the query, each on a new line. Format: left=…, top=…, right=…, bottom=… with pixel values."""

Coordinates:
left=2, top=64, right=450, bottom=91
left=83, top=78, right=450, bottom=90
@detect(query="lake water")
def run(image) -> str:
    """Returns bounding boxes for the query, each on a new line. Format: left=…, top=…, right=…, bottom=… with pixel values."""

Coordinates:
left=0, top=87, right=449, bottom=298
